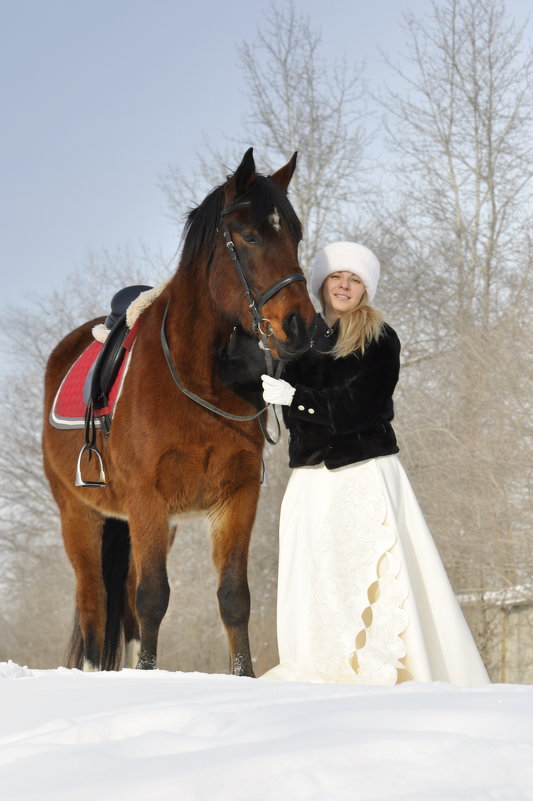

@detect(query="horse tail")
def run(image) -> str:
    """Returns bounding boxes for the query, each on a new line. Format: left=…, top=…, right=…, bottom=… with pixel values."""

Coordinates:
left=101, top=517, right=131, bottom=670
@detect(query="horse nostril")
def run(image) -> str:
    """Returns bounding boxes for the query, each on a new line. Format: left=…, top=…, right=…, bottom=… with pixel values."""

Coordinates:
left=282, top=312, right=311, bottom=351
left=284, top=311, right=300, bottom=339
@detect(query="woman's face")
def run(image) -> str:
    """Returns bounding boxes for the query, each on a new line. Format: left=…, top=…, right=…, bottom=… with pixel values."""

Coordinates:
left=322, top=271, right=365, bottom=321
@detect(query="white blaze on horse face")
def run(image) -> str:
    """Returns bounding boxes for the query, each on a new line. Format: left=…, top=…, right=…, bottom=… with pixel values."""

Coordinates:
left=269, top=208, right=281, bottom=232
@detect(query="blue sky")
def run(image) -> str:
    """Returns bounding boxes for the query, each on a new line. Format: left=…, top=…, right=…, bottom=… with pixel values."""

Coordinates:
left=1, top=0, right=531, bottom=314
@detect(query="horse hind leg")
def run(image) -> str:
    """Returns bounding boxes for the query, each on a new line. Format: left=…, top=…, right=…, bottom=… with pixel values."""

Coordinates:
left=60, top=501, right=108, bottom=670
left=61, top=502, right=130, bottom=671
left=209, top=481, right=260, bottom=678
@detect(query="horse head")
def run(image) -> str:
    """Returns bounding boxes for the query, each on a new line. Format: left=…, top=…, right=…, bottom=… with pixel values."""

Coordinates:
left=182, top=148, right=315, bottom=360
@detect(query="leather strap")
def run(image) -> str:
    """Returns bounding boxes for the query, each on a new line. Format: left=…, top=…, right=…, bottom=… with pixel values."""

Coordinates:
left=160, top=300, right=281, bottom=444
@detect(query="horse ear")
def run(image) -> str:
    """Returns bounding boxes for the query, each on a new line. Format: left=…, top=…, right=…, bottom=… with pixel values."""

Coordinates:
left=269, top=152, right=298, bottom=192
left=230, top=147, right=256, bottom=197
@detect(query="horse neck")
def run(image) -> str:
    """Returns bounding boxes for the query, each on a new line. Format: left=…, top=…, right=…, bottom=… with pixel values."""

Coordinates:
left=166, top=263, right=232, bottom=366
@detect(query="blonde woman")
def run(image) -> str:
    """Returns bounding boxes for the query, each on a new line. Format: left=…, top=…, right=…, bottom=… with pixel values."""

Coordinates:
left=261, top=242, right=489, bottom=686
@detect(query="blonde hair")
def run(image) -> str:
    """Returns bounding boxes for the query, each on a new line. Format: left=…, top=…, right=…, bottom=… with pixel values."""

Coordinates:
left=319, top=288, right=385, bottom=359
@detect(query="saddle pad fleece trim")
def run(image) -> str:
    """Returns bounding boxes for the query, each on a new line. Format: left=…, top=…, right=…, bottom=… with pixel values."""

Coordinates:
left=49, top=327, right=136, bottom=430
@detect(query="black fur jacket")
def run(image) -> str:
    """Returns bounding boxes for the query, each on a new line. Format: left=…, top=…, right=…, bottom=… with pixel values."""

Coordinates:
left=282, top=315, right=400, bottom=468
left=217, top=314, right=401, bottom=469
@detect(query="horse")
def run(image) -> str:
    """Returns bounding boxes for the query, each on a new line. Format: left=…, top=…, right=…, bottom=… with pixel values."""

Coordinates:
left=42, top=148, right=316, bottom=676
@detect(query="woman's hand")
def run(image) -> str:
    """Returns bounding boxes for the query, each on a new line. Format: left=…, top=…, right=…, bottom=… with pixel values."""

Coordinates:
left=261, top=375, right=296, bottom=406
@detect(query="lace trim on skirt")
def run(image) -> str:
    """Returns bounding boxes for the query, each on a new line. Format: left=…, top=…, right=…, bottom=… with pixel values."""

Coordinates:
left=309, top=460, right=409, bottom=684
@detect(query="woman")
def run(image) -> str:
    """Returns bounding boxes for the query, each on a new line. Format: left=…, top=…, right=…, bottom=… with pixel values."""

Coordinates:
left=260, top=241, right=489, bottom=685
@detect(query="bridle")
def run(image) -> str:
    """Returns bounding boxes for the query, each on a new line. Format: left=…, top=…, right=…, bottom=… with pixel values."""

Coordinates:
left=160, top=200, right=307, bottom=444
left=220, top=200, right=306, bottom=374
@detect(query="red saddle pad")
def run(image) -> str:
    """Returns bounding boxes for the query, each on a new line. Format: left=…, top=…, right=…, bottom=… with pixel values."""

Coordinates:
left=49, top=334, right=135, bottom=430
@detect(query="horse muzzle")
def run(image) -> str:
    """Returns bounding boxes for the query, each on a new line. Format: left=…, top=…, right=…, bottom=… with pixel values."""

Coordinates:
left=272, top=311, right=313, bottom=360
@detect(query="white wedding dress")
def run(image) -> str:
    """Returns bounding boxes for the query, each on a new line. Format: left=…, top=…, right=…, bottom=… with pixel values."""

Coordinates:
left=261, top=455, right=489, bottom=685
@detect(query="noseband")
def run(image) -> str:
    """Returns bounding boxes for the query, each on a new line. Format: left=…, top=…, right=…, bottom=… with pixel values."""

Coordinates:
left=160, top=200, right=307, bottom=444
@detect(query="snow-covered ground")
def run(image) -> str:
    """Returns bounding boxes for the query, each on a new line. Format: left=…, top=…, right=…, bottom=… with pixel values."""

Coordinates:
left=1, top=661, right=532, bottom=801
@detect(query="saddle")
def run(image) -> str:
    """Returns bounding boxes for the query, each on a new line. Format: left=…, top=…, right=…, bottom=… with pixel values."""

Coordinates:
left=89, top=284, right=152, bottom=426
left=50, top=284, right=152, bottom=487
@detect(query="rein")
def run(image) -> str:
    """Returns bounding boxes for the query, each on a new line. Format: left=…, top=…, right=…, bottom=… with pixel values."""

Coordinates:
left=160, top=201, right=306, bottom=445
left=160, top=299, right=278, bottom=443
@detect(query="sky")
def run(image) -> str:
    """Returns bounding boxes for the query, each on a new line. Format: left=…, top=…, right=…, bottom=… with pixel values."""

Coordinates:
left=1, top=0, right=531, bottom=316
left=2, top=661, right=533, bottom=800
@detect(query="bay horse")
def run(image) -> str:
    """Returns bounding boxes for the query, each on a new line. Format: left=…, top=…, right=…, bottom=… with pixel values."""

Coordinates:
left=42, top=148, right=315, bottom=675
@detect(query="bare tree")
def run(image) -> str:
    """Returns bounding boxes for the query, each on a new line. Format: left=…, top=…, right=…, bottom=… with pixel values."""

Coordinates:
left=161, top=1, right=368, bottom=271
left=238, top=1, right=369, bottom=266
left=379, top=0, right=531, bottom=325
left=368, top=0, right=533, bottom=627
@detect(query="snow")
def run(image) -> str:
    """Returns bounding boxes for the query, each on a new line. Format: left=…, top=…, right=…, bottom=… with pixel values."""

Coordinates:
left=1, top=661, right=532, bottom=800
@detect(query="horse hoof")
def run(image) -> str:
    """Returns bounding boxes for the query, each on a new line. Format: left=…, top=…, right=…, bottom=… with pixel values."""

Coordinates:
left=136, top=652, right=157, bottom=670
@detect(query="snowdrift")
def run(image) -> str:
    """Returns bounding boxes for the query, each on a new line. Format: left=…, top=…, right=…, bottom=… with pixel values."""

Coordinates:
left=1, top=661, right=532, bottom=800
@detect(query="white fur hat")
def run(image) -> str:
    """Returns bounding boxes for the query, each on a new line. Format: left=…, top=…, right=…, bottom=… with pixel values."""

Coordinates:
left=310, top=241, right=380, bottom=303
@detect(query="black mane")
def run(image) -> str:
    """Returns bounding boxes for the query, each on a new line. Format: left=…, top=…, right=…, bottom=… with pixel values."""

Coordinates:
left=180, top=173, right=302, bottom=268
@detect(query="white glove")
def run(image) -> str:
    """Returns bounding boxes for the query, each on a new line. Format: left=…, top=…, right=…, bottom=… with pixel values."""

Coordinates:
left=261, top=374, right=296, bottom=406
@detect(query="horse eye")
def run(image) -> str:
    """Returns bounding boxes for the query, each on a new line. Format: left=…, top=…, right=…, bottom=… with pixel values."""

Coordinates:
left=241, top=232, right=257, bottom=245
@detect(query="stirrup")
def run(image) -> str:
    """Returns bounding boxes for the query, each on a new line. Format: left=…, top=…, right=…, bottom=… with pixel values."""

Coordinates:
left=75, top=443, right=106, bottom=487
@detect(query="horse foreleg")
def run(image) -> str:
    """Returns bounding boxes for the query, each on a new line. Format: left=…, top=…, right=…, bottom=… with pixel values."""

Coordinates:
left=61, top=502, right=106, bottom=670
left=210, top=483, right=259, bottom=677
left=128, top=503, right=170, bottom=670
